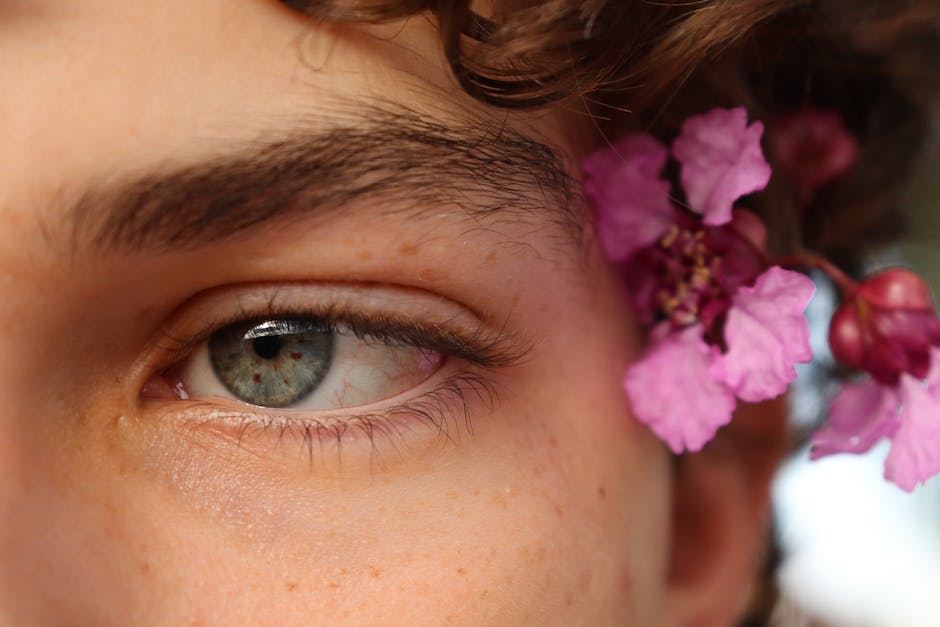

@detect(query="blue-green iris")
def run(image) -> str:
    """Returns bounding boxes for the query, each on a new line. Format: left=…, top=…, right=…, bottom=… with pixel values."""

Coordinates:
left=209, top=318, right=335, bottom=408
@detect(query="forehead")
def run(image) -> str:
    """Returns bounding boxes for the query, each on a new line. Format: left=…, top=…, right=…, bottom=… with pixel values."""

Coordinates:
left=0, top=1, right=579, bottom=250
left=0, top=2, right=430, bottom=188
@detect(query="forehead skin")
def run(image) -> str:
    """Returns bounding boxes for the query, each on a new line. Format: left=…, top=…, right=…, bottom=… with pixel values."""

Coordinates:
left=0, top=1, right=669, bottom=625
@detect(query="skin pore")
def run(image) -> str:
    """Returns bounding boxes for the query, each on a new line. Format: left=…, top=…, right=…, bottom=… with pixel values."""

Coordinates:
left=0, top=1, right=781, bottom=624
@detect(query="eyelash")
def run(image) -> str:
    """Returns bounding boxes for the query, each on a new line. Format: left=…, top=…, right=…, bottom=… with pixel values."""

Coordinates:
left=182, top=370, right=498, bottom=459
left=154, top=304, right=523, bottom=370
left=145, top=298, right=527, bottom=454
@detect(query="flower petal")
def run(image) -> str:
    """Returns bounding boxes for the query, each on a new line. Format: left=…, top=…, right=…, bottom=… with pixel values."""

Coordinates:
left=672, top=107, right=772, bottom=226
left=624, top=324, right=736, bottom=453
left=809, top=379, right=900, bottom=459
left=582, top=134, right=675, bottom=261
left=884, top=374, right=940, bottom=491
left=926, top=347, right=940, bottom=389
left=721, top=267, right=815, bottom=402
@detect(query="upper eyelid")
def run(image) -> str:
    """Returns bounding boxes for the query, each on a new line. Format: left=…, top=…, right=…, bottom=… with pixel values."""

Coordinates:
left=132, top=282, right=531, bottom=393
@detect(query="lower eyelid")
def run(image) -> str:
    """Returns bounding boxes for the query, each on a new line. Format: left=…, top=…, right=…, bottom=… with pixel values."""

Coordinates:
left=140, top=369, right=499, bottom=466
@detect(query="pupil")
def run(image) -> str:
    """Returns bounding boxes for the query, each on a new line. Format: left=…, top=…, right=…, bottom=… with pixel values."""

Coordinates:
left=252, top=336, right=282, bottom=359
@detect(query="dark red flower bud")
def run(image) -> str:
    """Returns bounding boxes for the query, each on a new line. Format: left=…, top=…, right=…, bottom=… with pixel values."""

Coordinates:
left=768, top=106, right=858, bottom=201
left=829, top=269, right=940, bottom=383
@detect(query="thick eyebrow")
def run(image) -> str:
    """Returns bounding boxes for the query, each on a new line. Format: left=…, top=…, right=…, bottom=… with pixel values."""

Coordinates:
left=66, top=105, right=580, bottom=255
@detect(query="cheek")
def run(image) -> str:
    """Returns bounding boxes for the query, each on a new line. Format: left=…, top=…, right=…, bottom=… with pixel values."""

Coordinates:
left=6, top=381, right=672, bottom=625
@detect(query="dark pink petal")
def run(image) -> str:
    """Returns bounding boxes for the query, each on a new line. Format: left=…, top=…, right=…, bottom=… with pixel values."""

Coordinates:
left=721, top=267, right=815, bottom=402
left=624, top=324, right=736, bottom=453
left=809, top=380, right=900, bottom=459
left=884, top=373, right=940, bottom=492
left=582, top=134, right=675, bottom=261
left=672, top=107, right=772, bottom=226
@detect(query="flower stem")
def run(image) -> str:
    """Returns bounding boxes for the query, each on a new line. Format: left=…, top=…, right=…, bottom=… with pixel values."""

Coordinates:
left=773, top=252, right=859, bottom=296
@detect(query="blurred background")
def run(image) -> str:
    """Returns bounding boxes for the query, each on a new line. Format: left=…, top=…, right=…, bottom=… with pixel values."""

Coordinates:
left=772, top=137, right=940, bottom=626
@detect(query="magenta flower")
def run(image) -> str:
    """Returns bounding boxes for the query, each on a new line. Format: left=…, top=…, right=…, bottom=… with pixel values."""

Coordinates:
left=584, top=107, right=815, bottom=453
left=810, top=351, right=940, bottom=492
left=672, top=107, right=773, bottom=226
left=812, top=269, right=940, bottom=491
left=582, top=134, right=674, bottom=262
left=624, top=325, right=736, bottom=453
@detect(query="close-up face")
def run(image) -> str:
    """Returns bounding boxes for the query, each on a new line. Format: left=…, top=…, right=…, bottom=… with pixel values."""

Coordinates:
left=11, top=2, right=937, bottom=625
left=0, top=2, right=692, bottom=624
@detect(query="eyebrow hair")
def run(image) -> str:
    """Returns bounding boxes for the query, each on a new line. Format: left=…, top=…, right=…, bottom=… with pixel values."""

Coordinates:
left=66, top=104, right=581, bottom=255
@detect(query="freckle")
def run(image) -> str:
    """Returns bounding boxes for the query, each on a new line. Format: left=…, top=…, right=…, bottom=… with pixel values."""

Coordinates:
left=419, top=268, right=443, bottom=281
left=368, top=565, right=382, bottom=578
left=597, top=486, right=606, bottom=499
left=358, top=250, right=374, bottom=261
left=554, top=504, right=565, bottom=518
left=290, top=352, right=302, bottom=360
left=456, top=568, right=466, bottom=576
left=398, top=242, right=420, bottom=256
left=327, top=581, right=340, bottom=590
left=565, top=592, right=574, bottom=607
left=549, top=436, right=558, bottom=449
left=252, top=373, right=261, bottom=383
left=139, top=562, right=150, bottom=575
left=620, top=567, right=633, bottom=593
left=484, top=251, right=497, bottom=263
left=286, top=582, right=298, bottom=592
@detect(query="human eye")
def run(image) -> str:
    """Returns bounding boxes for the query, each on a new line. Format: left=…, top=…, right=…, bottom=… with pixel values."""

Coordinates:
left=137, top=283, right=525, bottom=463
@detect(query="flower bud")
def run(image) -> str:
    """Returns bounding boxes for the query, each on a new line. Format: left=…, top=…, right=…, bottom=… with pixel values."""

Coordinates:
left=768, top=106, right=858, bottom=200
left=829, top=269, right=940, bottom=383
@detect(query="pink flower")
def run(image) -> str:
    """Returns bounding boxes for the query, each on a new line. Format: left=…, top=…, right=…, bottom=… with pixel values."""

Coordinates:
left=829, top=269, right=940, bottom=384
left=672, top=107, right=772, bottom=226
left=886, top=371, right=940, bottom=491
left=583, top=107, right=772, bottom=257
left=626, top=267, right=814, bottom=453
left=811, top=349, right=940, bottom=492
left=809, top=380, right=900, bottom=459
left=813, top=269, right=940, bottom=490
left=624, top=325, right=736, bottom=453
left=583, top=107, right=814, bottom=454
left=722, top=267, right=816, bottom=402
left=582, top=134, right=674, bottom=261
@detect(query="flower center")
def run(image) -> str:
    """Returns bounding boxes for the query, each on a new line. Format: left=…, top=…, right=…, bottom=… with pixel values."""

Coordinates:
left=655, top=226, right=723, bottom=327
